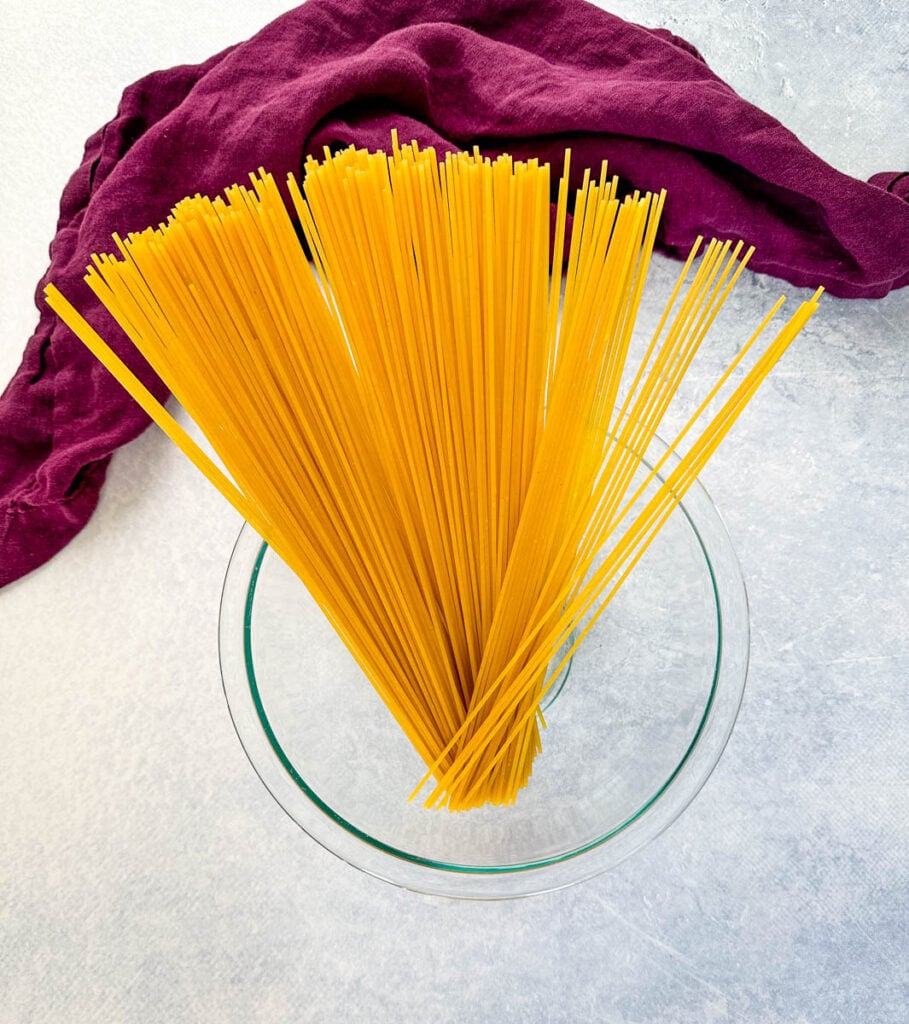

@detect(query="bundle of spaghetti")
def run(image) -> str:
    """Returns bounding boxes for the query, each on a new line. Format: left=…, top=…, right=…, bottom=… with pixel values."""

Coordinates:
left=45, top=134, right=821, bottom=810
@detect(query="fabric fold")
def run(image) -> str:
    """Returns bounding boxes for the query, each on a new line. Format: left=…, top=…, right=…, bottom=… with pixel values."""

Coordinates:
left=2, top=0, right=907, bottom=587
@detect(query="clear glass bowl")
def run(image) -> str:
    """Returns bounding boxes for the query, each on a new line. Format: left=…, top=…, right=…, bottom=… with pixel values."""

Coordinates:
left=219, top=436, right=749, bottom=898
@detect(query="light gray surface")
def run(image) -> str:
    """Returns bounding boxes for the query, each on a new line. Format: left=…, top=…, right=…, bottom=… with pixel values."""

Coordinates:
left=1, top=2, right=907, bottom=1021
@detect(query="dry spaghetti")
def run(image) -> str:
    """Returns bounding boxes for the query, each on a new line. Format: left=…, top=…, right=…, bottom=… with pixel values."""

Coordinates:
left=45, top=135, right=821, bottom=810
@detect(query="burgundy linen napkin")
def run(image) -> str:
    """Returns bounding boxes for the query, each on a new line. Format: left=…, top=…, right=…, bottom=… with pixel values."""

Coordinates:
left=2, top=0, right=907, bottom=588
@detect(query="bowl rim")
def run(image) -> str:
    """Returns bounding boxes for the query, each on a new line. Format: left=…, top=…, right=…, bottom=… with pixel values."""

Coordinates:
left=219, top=440, right=750, bottom=898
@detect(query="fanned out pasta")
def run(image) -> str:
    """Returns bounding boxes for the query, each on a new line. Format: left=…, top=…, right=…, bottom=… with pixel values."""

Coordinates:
left=45, top=135, right=821, bottom=809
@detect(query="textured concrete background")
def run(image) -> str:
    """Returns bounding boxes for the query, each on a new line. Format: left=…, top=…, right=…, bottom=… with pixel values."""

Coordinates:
left=1, top=2, right=907, bottom=1021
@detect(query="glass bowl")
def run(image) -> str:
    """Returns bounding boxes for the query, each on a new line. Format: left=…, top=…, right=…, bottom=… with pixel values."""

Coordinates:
left=219, top=436, right=749, bottom=898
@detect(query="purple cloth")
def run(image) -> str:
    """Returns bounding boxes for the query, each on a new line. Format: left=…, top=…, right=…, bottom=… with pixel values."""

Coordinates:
left=2, top=0, right=907, bottom=588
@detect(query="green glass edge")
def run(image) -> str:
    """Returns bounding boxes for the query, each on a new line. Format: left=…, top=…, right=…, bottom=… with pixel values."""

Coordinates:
left=243, top=499, right=723, bottom=876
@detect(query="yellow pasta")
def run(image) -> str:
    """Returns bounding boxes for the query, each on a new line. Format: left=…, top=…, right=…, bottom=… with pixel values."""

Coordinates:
left=45, top=136, right=821, bottom=810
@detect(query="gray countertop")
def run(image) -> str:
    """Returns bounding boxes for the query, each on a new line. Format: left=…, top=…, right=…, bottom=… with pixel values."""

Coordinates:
left=1, top=2, right=906, bottom=1021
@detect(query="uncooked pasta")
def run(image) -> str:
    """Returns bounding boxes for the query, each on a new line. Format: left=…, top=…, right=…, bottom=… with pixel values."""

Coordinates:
left=45, top=135, right=821, bottom=810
